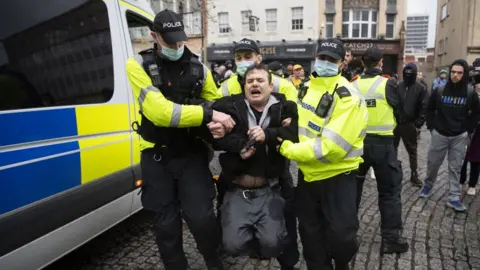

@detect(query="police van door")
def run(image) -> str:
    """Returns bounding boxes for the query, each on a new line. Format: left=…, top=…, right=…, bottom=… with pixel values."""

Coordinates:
left=116, top=0, right=155, bottom=212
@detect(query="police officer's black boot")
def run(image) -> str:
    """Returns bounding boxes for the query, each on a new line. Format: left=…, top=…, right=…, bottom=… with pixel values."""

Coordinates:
left=380, top=238, right=409, bottom=255
left=410, top=171, right=422, bottom=187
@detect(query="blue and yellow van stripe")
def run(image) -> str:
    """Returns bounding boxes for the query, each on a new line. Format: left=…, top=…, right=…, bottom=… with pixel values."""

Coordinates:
left=0, top=104, right=139, bottom=215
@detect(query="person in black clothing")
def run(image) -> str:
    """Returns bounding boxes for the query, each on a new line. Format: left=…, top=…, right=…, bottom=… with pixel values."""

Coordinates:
left=211, top=64, right=299, bottom=262
left=340, top=48, right=354, bottom=81
left=393, top=63, right=428, bottom=187
left=211, top=62, right=223, bottom=87
left=420, top=59, right=480, bottom=212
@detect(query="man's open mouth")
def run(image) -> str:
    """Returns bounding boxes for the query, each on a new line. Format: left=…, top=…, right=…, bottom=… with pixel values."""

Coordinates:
left=251, top=89, right=261, bottom=96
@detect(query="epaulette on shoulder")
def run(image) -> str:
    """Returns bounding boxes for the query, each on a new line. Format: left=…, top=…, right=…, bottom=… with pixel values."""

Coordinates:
left=350, top=75, right=359, bottom=82
left=138, top=48, right=155, bottom=56
left=336, top=86, right=352, bottom=99
left=381, top=74, right=391, bottom=79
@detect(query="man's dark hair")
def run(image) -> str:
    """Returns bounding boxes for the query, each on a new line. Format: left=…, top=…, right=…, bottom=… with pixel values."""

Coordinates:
left=345, top=48, right=352, bottom=54
left=244, top=63, right=272, bottom=84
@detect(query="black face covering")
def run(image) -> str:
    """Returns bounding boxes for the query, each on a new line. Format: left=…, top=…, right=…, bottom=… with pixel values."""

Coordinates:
left=403, top=68, right=417, bottom=86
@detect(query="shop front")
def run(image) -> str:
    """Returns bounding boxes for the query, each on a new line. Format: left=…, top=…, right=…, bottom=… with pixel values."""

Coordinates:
left=341, top=40, right=403, bottom=76
left=207, top=41, right=317, bottom=74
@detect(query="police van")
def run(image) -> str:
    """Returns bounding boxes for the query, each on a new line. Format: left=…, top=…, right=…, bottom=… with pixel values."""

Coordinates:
left=0, top=0, right=157, bottom=268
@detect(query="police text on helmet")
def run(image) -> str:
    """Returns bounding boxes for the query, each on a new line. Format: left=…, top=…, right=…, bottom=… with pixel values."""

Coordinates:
left=163, top=22, right=182, bottom=28
left=238, top=40, right=252, bottom=45
left=321, top=42, right=338, bottom=49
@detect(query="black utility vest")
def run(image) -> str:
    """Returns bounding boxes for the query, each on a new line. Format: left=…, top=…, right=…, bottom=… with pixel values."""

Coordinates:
left=137, top=47, right=205, bottom=153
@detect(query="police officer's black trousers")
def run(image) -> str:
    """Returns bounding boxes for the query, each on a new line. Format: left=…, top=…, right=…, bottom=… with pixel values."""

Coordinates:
left=296, top=171, right=359, bottom=270
left=356, top=135, right=404, bottom=241
left=215, top=164, right=299, bottom=267
left=140, top=150, right=220, bottom=270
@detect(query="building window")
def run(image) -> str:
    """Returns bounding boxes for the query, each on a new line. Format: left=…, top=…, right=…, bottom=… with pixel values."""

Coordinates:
left=444, top=37, right=448, bottom=53
left=265, top=9, right=277, bottom=32
left=291, top=7, right=303, bottom=30
left=325, top=15, right=334, bottom=38
left=218, top=12, right=230, bottom=33
left=183, top=11, right=202, bottom=36
left=441, top=4, right=447, bottom=21
left=241, top=10, right=253, bottom=32
left=386, top=14, right=395, bottom=38
left=0, top=0, right=115, bottom=111
left=342, top=9, right=377, bottom=39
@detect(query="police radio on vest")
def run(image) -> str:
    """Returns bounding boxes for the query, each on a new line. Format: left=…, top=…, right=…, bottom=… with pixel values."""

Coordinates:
left=163, top=22, right=182, bottom=28
left=321, top=42, right=338, bottom=48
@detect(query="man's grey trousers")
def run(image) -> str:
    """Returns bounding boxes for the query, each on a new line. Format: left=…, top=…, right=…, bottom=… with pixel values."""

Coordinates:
left=220, top=186, right=287, bottom=258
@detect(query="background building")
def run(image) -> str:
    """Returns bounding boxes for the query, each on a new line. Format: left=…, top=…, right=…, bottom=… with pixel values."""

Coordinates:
left=206, top=0, right=320, bottom=72
left=405, top=15, right=428, bottom=53
left=128, top=0, right=207, bottom=57
left=318, top=0, right=406, bottom=76
left=434, top=0, right=480, bottom=72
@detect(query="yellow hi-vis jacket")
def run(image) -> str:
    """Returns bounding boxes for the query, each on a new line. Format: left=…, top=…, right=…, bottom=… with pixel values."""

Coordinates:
left=280, top=74, right=368, bottom=181
left=351, top=75, right=396, bottom=136
left=219, top=73, right=298, bottom=101
left=126, top=54, right=222, bottom=151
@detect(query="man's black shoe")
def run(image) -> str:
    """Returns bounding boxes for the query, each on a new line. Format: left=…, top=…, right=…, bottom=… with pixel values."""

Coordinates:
left=410, top=172, right=423, bottom=187
left=380, top=238, right=409, bottom=254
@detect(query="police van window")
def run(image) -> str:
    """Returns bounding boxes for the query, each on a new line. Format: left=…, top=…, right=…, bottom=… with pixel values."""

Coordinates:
left=0, top=0, right=114, bottom=111
left=126, top=12, right=154, bottom=54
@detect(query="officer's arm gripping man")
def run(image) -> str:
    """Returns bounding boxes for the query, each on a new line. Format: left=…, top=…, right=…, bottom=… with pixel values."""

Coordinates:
left=126, top=57, right=219, bottom=127
left=280, top=91, right=368, bottom=163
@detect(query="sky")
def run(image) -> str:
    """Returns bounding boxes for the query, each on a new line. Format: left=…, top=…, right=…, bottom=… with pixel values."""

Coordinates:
left=407, top=0, right=437, bottom=48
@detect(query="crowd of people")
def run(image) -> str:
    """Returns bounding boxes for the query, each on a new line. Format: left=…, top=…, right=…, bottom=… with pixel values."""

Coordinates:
left=126, top=9, right=480, bottom=270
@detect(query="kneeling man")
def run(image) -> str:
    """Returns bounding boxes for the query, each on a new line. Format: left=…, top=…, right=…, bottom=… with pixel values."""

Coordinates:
left=211, top=64, right=299, bottom=258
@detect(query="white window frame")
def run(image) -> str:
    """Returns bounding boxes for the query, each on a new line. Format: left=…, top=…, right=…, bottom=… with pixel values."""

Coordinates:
left=183, top=11, right=202, bottom=36
left=342, top=9, right=377, bottom=39
left=265, top=9, right=277, bottom=32
left=291, top=7, right=303, bottom=31
left=386, top=14, right=395, bottom=39
left=325, top=14, right=334, bottom=38
left=441, top=4, right=447, bottom=21
left=241, top=10, right=252, bottom=33
left=218, top=12, right=230, bottom=33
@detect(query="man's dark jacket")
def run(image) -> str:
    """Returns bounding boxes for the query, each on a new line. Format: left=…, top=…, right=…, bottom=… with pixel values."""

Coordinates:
left=211, top=92, right=298, bottom=181
left=426, top=59, right=480, bottom=136
left=396, top=81, right=428, bottom=128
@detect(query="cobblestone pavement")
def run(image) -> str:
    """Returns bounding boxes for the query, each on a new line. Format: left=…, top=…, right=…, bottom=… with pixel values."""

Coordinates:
left=47, top=129, right=480, bottom=270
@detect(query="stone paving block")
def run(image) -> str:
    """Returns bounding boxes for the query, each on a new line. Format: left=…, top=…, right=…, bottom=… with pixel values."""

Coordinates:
left=46, top=131, right=480, bottom=270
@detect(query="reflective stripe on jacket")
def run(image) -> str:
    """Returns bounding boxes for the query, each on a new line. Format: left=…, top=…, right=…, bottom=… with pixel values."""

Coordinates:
left=219, top=73, right=298, bottom=101
left=126, top=54, right=221, bottom=151
left=352, top=75, right=396, bottom=136
left=280, top=74, right=368, bottom=182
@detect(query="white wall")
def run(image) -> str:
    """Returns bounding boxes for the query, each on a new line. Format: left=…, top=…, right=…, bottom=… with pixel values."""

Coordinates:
left=207, top=0, right=319, bottom=44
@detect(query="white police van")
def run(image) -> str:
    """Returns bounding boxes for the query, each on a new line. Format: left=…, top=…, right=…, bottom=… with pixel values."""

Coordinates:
left=0, top=0, right=156, bottom=269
